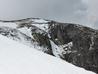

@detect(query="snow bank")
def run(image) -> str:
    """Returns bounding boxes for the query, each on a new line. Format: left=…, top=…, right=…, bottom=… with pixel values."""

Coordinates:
left=0, top=35, right=95, bottom=74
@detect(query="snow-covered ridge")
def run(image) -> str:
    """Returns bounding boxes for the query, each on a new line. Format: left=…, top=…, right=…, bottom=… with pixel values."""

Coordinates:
left=0, top=18, right=51, bottom=32
left=0, top=18, right=98, bottom=73
left=0, top=35, right=95, bottom=74
left=0, top=18, right=52, bottom=53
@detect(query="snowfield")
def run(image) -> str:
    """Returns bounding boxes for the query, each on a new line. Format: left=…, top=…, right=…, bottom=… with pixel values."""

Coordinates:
left=0, top=35, right=95, bottom=74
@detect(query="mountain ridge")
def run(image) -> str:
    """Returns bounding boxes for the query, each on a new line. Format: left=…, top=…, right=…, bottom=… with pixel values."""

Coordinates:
left=0, top=18, right=98, bottom=73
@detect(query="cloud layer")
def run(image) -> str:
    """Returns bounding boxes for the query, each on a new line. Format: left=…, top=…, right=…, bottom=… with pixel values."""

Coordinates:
left=81, top=0, right=98, bottom=28
left=0, top=0, right=98, bottom=28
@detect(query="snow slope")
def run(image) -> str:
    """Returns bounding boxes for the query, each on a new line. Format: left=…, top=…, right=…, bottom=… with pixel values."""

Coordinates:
left=0, top=20, right=50, bottom=53
left=0, top=35, right=95, bottom=74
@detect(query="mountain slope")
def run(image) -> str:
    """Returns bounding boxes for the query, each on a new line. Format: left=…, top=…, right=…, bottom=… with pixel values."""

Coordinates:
left=0, top=35, right=95, bottom=74
left=0, top=18, right=98, bottom=73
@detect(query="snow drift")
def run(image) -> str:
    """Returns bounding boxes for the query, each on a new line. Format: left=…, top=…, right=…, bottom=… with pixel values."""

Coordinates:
left=0, top=35, right=95, bottom=74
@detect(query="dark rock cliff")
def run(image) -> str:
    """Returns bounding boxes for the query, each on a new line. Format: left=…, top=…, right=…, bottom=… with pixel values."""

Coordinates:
left=49, top=22, right=98, bottom=73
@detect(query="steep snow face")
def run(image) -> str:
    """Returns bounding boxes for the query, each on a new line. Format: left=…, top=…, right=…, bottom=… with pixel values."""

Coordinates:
left=50, top=40, right=73, bottom=58
left=50, top=40, right=62, bottom=58
left=0, top=35, right=95, bottom=74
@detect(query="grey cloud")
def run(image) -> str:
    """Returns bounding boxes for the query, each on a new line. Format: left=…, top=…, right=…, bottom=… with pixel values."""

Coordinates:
left=94, top=21, right=98, bottom=29
left=0, top=0, right=85, bottom=19
left=0, top=0, right=89, bottom=26
left=81, top=0, right=98, bottom=28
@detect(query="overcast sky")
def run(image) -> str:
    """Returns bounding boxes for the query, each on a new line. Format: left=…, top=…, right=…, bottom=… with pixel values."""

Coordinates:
left=0, top=0, right=98, bottom=28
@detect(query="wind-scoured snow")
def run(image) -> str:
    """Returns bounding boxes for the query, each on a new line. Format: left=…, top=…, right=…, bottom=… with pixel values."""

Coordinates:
left=32, top=18, right=49, bottom=23
left=18, top=27, right=33, bottom=38
left=0, top=19, right=50, bottom=52
left=32, top=23, right=49, bottom=32
left=31, top=19, right=50, bottom=32
left=0, top=35, right=95, bottom=74
left=0, top=27, right=50, bottom=54
left=0, top=22, right=17, bottom=28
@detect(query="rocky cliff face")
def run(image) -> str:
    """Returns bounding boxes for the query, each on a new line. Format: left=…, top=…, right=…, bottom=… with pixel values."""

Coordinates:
left=49, top=23, right=98, bottom=73
left=0, top=18, right=98, bottom=73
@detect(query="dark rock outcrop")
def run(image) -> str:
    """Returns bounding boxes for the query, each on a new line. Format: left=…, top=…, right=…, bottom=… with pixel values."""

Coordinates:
left=49, top=23, right=98, bottom=73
